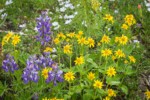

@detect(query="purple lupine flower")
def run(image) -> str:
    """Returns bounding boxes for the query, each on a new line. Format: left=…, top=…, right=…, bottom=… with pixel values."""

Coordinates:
left=46, top=63, right=63, bottom=85
left=39, top=54, right=54, bottom=68
left=22, top=55, right=40, bottom=84
left=2, top=54, right=18, bottom=73
left=36, top=11, right=52, bottom=45
left=22, top=54, right=63, bottom=84
left=22, top=66, right=39, bottom=84
left=22, top=54, right=55, bottom=84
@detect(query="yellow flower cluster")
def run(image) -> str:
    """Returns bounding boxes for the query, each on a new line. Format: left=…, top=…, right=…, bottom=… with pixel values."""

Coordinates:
left=2, top=31, right=21, bottom=47
left=115, top=35, right=128, bottom=45
left=77, top=37, right=95, bottom=48
left=122, top=14, right=136, bottom=30
left=101, top=48, right=112, bottom=57
left=91, top=0, right=101, bottom=11
left=124, top=14, right=136, bottom=26
left=54, top=31, right=95, bottom=49
left=54, top=32, right=66, bottom=45
left=66, top=32, right=75, bottom=38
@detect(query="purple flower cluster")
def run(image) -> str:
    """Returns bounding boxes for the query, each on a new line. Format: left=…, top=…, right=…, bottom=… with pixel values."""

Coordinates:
left=22, top=55, right=39, bottom=84
left=46, top=63, right=63, bottom=85
left=2, top=54, right=18, bottom=73
left=36, top=11, right=52, bottom=45
left=22, top=54, right=63, bottom=85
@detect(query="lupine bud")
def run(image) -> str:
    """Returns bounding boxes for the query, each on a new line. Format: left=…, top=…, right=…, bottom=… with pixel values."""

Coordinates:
left=2, top=54, right=18, bottom=73
left=36, top=11, right=52, bottom=45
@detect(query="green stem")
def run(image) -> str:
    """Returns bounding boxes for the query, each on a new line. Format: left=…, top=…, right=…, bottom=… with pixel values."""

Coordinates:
left=69, top=55, right=72, bottom=69
left=99, top=44, right=104, bottom=66
left=93, top=89, right=97, bottom=100
left=102, top=57, right=107, bottom=82
left=58, top=44, right=61, bottom=64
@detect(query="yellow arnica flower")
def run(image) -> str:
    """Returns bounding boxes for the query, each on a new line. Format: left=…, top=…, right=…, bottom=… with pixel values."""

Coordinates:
left=103, top=96, right=110, bottom=100
left=44, top=47, right=53, bottom=52
left=57, top=32, right=66, bottom=39
left=64, top=72, right=75, bottom=82
left=101, top=34, right=110, bottom=44
left=145, top=90, right=150, bottom=99
left=66, top=38, right=70, bottom=42
left=119, top=35, right=128, bottom=45
left=76, top=34, right=81, bottom=39
left=121, top=24, right=129, bottom=30
left=115, top=36, right=120, bottom=43
left=42, top=67, right=52, bottom=79
left=101, top=48, right=112, bottom=57
left=107, top=89, right=116, bottom=97
left=115, top=49, right=125, bottom=58
left=74, top=56, right=84, bottom=65
left=124, top=14, right=136, bottom=26
left=124, top=60, right=128, bottom=64
left=2, top=36, right=8, bottom=46
left=78, top=37, right=87, bottom=45
left=97, top=42, right=101, bottom=46
left=51, top=97, right=62, bottom=100
left=87, top=37, right=95, bottom=48
left=87, top=72, right=95, bottom=80
left=42, top=97, right=49, bottom=100
left=112, top=55, right=116, bottom=61
left=63, top=44, right=72, bottom=54
left=103, top=14, right=114, bottom=23
left=54, top=38, right=60, bottom=44
left=12, top=35, right=21, bottom=46
left=5, top=31, right=14, bottom=42
left=66, top=32, right=75, bottom=38
left=128, top=56, right=136, bottom=63
left=107, top=67, right=116, bottom=77
left=91, top=0, right=101, bottom=11
left=78, top=31, right=83, bottom=35
left=93, top=80, right=103, bottom=89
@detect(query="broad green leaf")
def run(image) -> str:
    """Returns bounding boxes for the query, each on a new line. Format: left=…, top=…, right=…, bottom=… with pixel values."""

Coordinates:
left=121, top=85, right=128, bottom=95
left=86, top=58, right=98, bottom=68
left=125, top=66, right=135, bottom=75
left=83, top=93, right=92, bottom=100
left=0, top=82, right=7, bottom=96
left=106, top=76, right=121, bottom=86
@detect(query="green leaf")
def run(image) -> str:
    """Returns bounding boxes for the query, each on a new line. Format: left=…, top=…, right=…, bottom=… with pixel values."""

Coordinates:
left=125, top=66, right=135, bottom=75
left=106, top=76, right=121, bottom=86
left=121, top=85, right=128, bottom=95
left=83, top=93, right=92, bottom=100
left=124, top=45, right=134, bottom=55
left=0, top=82, right=8, bottom=96
left=86, top=58, right=98, bottom=68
